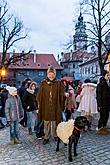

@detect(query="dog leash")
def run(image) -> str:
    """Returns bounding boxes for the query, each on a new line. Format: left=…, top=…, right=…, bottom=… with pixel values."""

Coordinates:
left=74, top=126, right=81, bottom=132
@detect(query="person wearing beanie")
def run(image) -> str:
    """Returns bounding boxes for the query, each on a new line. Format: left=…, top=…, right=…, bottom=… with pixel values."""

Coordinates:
left=5, top=86, right=24, bottom=144
left=37, top=66, right=65, bottom=145
left=47, top=66, right=56, bottom=76
left=96, top=70, right=110, bottom=134
left=23, top=82, right=38, bottom=135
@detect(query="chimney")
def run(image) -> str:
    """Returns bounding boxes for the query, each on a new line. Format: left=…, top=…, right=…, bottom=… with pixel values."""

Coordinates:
left=61, top=52, right=64, bottom=61
left=33, top=50, right=36, bottom=63
left=70, top=49, right=73, bottom=60
left=10, top=52, right=13, bottom=58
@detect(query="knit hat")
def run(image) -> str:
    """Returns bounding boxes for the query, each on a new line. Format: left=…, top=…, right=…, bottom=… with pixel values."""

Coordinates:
left=102, top=70, right=109, bottom=77
left=47, top=66, right=56, bottom=75
left=6, top=86, right=17, bottom=95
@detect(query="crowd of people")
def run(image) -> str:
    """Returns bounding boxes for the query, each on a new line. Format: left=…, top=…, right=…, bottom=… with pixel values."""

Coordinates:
left=0, top=67, right=110, bottom=145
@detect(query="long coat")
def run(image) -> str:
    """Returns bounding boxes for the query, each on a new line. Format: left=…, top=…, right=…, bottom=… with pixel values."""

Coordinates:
left=77, top=83, right=98, bottom=116
left=37, top=79, right=65, bottom=125
left=96, top=77, right=110, bottom=108
left=5, top=94, right=24, bottom=122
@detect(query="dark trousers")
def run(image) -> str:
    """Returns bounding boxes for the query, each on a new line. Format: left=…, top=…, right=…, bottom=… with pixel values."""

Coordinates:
left=98, top=107, right=109, bottom=129
left=65, top=108, right=71, bottom=121
left=35, top=120, right=44, bottom=136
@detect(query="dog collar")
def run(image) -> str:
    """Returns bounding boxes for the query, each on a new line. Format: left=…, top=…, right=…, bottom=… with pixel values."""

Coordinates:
left=74, top=126, right=81, bottom=132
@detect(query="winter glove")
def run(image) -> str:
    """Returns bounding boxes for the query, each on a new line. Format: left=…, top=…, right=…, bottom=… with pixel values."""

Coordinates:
left=6, top=121, right=11, bottom=127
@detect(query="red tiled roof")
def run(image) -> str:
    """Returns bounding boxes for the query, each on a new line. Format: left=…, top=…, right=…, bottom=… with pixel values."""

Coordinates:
left=0, top=53, right=63, bottom=70
left=63, top=51, right=95, bottom=61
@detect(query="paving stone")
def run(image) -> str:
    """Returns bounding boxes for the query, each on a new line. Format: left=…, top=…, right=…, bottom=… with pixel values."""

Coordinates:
left=0, top=123, right=110, bottom=165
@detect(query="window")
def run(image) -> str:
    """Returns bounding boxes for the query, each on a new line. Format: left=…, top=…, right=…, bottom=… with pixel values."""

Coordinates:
left=38, top=71, right=44, bottom=76
left=27, top=71, right=30, bottom=76
left=73, top=64, right=75, bottom=68
left=96, top=65, right=98, bottom=74
left=64, top=64, right=68, bottom=69
left=85, top=67, right=87, bottom=74
left=91, top=66, right=94, bottom=74
left=88, top=67, right=90, bottom=74
left=47, top=64, right=51, bottom=67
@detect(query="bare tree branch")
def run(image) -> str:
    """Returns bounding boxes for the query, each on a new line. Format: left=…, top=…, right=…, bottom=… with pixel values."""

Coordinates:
left=0, top=1, right=30, bottom=68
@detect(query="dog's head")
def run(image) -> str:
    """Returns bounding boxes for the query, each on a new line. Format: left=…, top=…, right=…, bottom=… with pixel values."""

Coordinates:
left=74, top=116, right=89, bottom=129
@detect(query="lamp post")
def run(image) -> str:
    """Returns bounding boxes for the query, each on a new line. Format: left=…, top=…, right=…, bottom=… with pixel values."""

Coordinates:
left=0, top=66, right=7, bottom=85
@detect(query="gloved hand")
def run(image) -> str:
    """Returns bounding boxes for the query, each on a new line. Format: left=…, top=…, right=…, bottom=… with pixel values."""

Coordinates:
left=6, top=121, right=11, bottom=127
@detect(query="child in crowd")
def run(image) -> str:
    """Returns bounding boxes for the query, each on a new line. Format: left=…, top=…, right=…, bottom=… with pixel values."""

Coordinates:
left=5, top=86, right=24, bottom=144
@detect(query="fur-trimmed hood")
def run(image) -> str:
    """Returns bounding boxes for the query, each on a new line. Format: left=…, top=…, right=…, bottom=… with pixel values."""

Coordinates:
left=82, top=83, right=97, bottom=88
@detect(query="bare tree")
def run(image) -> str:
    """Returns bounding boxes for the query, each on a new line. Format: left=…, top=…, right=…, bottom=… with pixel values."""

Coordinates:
left=81, top=0, right=110, bottom=74
left=0, top=1, right=31, bottom=69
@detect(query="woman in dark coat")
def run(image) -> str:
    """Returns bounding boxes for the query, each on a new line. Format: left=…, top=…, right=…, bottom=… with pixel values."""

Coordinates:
left=23, top=82, right=38, bottom=135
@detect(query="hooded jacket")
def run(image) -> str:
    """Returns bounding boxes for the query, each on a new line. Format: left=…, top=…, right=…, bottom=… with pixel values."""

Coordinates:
left=23, top=82, right=38, bottom=112
left=5, top=94, right=24, bottom=122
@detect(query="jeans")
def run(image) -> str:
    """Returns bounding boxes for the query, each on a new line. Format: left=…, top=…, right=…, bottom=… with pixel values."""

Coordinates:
left=26, top=111, right=37, bottom=132
left=10, top=121, right=19, bottom=138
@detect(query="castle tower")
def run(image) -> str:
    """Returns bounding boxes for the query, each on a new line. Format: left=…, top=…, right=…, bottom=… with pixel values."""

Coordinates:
left=73, top=12, right=88, bottom=52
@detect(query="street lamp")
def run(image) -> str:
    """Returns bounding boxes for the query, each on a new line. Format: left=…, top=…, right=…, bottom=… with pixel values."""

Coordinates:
left=0, top=66, right=7, bottom=85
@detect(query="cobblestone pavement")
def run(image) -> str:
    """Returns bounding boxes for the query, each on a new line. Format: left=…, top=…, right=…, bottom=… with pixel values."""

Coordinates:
left=0, top=124, right=110, bottom=165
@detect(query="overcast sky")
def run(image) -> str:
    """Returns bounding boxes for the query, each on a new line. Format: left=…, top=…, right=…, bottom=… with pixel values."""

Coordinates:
left=8, top=0, right=80, bottom=57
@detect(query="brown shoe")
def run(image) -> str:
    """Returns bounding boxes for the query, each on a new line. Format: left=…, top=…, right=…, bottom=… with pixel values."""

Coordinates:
left=96, top=128, right=104, bottom=134
left=102, top=128, right=110, bottom=134
left=96, top=128, right=110, bottom=135
left=14, top=137, right=22, bottom=144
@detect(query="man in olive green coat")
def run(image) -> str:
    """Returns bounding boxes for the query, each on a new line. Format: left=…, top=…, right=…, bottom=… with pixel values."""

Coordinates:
left=37, top=66, right=65, bottom=144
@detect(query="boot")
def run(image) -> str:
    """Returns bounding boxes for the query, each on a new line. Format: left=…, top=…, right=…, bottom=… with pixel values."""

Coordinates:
left=14, top=137, right=22, bottom=144
left=10, top=137, right=15, bottom=144
left=28, top=128, right=32, bottom=135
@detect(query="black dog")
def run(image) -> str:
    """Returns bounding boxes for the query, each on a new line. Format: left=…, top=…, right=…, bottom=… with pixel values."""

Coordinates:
left=56, top=116, right=89, bottom=162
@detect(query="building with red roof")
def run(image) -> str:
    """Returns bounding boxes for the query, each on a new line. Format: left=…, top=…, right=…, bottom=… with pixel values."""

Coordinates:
left=0, top=51, right=63, bottom=87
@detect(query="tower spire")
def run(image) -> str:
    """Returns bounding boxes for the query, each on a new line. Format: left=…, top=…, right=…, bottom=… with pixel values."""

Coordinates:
left=73, top=4, right=88, bottom=52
